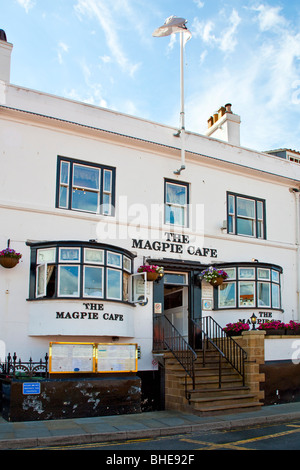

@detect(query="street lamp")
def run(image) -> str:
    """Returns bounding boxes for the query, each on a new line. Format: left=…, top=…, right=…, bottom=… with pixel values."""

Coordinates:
left=153, top=16, right=192, bottom=175
left=250, top=313, right=257, bottom=330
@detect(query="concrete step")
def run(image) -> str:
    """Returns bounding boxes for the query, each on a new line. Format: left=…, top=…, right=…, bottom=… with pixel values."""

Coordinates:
left=190, top=393, right=256, bottom=407
left=188, top=386, right=250, bottom=398
left=191, top=400, right=262, bottom=416
left=169, top=369, right=241, bottom=380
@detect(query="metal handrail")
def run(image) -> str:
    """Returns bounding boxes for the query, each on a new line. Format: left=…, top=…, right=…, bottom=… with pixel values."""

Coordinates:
left=191, top=316, right=247, bottom=386
left=153, top=315, right=197, bottom=389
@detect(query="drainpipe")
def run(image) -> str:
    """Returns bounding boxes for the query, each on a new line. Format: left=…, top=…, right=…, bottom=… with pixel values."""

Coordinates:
left=290, top=188, right=300, bottom=320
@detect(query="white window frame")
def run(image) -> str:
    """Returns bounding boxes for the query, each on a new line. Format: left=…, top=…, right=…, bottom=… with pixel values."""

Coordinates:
left=129, top=272, right=147, bottom=304
left=165, top=180, right=188, bottom=227
left=83, top=265, right=104, bottom=298
left=57, top=265, right=80, bottom=297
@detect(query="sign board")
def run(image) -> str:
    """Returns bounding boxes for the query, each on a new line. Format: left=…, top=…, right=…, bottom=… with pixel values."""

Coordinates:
left=49, top=342, right=95, bottom=373
left=97, top=343, right=137, bottom=373
left=22, top=383, right=41, bottom=395
left=49, top=342, right=137, bottom=374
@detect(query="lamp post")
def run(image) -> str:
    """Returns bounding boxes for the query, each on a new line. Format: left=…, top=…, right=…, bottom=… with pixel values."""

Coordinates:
left=250, top=313, right=257, bottom=330
left=153, top=16, right=192, bottom=175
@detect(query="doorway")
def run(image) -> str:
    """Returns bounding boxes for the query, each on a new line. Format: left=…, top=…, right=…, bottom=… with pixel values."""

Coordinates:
left=163, top=272, right=189, bottom=342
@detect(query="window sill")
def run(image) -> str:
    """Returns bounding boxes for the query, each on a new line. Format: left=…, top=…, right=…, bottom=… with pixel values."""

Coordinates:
left=26, top=297, right=136, bottom=306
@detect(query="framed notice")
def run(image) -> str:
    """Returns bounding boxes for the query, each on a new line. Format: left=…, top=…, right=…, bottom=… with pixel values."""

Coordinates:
left=49, top=342, right=95, bottom=373
left=97, top=343, right=137, bottom=373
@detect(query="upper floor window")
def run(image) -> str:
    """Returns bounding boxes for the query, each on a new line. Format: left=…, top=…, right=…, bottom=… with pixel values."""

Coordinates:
left=227, top=192, right=266, bottom=239
left=164, top=179, right=189, bottom=227
left=56, top=156, right=115, bottom=216
left=28, top=241, right=134, bottom=303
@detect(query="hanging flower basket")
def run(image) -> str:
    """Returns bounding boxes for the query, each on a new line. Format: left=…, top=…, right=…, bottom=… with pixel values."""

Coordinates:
left=146, top=272, right=159, bottom=282
left=0, top=248, right=22, bottom=269
left=209, top=277, right=225, bottom=287
left=200, top=266, right=228, bottom=287
left=137, top=265, right=164, bottom=282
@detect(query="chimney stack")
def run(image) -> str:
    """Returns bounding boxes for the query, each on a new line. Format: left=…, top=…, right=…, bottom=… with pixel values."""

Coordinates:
left=0, top=29, right=13, bottom=83
left=206, top=103, right=241, bottom=146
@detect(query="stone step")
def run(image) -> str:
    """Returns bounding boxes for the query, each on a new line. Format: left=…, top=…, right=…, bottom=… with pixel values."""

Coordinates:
left=182, top=376, right=244, bottom=388
left=187, top=385, right=250, bottom=398
left=190, top=393, right=255, bottom=411
left=191, top=400, right=262, bottom=416
left=169, top=369, right=241, bottom=380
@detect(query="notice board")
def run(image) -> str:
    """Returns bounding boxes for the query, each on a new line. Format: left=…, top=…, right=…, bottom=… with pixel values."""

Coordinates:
left=97, top=344, right=137, bottom=373
left=49, top=342, right=137, bottom=374
left=49, top=342, right=95, bottom=373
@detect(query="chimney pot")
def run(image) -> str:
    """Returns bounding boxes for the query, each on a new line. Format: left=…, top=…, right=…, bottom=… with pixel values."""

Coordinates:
left=207, top=116, right=214, bottom=128
left=218, top=106, right=226, bottom=119
left=213, top=113, right=219, bottom=124
left=0, top=30, right=7, bottom=42
left=225, top=103, right=232, bottom=113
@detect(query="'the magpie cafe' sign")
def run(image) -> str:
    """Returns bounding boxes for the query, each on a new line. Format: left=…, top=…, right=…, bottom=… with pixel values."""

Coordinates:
left=132, top=232, right=218, bottom=258
left=56, top=303, right=124, bottom=321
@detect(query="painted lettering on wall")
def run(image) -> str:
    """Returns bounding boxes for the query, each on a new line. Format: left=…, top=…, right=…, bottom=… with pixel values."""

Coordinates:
left=132, top=232, right=218, bottom=258
left=56, top=303, right=124, bottom=321
left=239, top=312, right=274, bottom=325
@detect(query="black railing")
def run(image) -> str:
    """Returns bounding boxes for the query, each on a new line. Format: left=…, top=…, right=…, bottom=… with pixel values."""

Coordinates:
left=0, top=353, right=49, bottom=378
left=190, top=316, right=247, bottom=386
left=153, top=315, right=197, bottom=389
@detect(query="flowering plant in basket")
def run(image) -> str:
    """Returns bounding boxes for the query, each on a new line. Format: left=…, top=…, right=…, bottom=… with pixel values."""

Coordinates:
left=200, top=266, right=228, bottom=283
left=258, top=320, right=286, bottom=331
left=0, top=248, right=22, bottom=260
left=137, top=265, right=164, bottom=274
left=223, top=322, right=250, bottom=334
left=286, top=320, right=300, bottom=332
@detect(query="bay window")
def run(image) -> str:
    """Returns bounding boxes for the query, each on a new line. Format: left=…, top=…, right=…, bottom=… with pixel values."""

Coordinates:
left=28, top=241, right=134, bottom=303
left=217, top=263, right=282, bottom=310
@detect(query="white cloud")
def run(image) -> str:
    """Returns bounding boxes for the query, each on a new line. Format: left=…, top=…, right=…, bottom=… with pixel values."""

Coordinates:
left=252, top=4, right=287, bottom=32
left=74, top=0, right=141, bottom=77
left=192, top=9, right=241, bottom=53
left=186, top=4, right=300, bottom=150
left=57, top=42, right=69, bottom=64
left=100, top=55, right=112, bottom=64
left=16, top=0, right=35, bottom=13
left=193, top=0, right=204, bottom=8
left=220, top=9, right=241, bottom=53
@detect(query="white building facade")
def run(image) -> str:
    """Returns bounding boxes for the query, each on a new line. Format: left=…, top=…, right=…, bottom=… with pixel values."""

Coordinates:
left=1, top=33, right=300, bottom=410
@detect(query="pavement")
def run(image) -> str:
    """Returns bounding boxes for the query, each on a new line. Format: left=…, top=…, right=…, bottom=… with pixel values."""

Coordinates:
left=1, top=402, right=300, bottom=449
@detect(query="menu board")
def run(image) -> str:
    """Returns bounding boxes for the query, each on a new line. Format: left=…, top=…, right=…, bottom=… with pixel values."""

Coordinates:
left=49, top=342, right=137, bottom=374
left=97, top=344, right=137, bottom=373
left=49, top=342, right=95, bottom=373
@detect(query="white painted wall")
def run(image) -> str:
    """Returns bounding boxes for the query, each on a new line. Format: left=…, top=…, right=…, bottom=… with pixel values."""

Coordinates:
left=0, top=71, right=299, bottom=371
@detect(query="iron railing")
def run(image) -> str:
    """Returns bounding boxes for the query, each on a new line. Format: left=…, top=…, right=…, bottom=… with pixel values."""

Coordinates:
left=153, top=314, right=247, bottom=394
left=153, top=315, right=197, bottom=389
left=0, top=352, right=49, bottom=378
left=190, top=316, right=247, bottom=386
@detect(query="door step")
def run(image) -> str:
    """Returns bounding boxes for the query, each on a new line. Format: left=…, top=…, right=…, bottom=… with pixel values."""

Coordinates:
left=191, top=400, right=262, bottom=416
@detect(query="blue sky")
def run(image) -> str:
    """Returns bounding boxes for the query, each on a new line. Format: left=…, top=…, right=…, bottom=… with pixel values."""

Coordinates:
left=2, top=0, right=300, bottom=152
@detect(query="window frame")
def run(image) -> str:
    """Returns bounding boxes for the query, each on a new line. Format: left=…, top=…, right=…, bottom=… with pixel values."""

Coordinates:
left=56, top=156, right=116, bottom=216
left=27, top=241, right=135, bottom=304
left=164, top=178, right=189, bottom=228
left=216, top=263, right=282, bottom=311
left=227, top=192, right=266, bottom=239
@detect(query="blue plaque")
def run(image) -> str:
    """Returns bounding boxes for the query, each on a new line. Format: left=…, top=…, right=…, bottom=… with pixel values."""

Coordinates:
left=22, top=383, right=41, bottom=395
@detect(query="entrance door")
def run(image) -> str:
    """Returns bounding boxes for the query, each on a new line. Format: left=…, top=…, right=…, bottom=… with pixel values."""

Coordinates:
left=164, top=272, right=189, bottom=342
